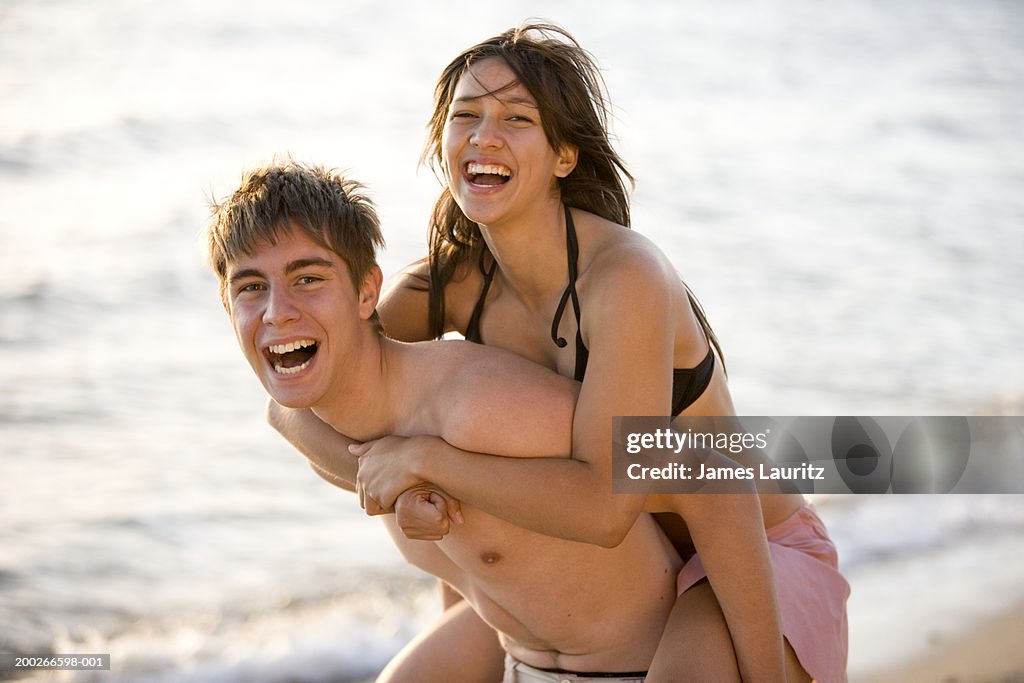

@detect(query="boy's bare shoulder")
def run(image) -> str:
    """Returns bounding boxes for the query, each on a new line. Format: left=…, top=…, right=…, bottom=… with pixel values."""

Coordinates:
left=432, top=340, right=576, bottom=390
left=407, top=340, right=578, bottom=457
left=395, top=338, right=522, bottom=402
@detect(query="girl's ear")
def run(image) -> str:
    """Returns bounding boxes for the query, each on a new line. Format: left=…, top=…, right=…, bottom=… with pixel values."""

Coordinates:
left=555, top=144, right=579, bottom=178
left=358, top=265, right=383, bottom=321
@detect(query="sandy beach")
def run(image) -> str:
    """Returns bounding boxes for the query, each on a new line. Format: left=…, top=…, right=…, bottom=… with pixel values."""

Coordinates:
left=858, top=600, right=1024, bottom=683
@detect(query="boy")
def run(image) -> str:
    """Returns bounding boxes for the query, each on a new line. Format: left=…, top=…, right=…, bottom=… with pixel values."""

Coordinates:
left=208, top=160, right=683, bottom=681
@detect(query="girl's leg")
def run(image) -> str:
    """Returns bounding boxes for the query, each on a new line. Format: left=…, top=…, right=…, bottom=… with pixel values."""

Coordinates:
left=647, top=580, right=739, bottom=682
left=377, top=598, right=504, bottom=683
left=646, top=581, right=811, bottom=682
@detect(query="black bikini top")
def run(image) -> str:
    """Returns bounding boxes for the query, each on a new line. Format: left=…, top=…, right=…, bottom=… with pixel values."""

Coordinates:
left=465, top=206, right=715, bottom=416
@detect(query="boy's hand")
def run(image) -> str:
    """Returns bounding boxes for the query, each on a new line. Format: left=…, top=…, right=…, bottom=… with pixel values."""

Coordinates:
left=394, top=487, right=464, bottom=541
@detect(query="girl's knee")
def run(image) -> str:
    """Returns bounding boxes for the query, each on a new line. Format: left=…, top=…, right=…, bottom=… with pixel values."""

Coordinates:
left=648, top=582, right=741, bottom=682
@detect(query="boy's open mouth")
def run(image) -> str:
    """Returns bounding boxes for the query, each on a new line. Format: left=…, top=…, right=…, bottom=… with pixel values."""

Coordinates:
left=466, top=161, right=511, bottom=186
left=266, top=339, right=319, bottom=375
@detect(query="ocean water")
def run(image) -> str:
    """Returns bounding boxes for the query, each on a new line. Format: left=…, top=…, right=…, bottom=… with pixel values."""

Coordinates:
left=1, top=0, right=1022, bottom=681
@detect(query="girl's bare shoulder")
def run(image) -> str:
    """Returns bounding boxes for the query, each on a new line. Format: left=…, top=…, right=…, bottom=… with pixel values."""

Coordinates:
left=573, top=210, right=677, bottom=280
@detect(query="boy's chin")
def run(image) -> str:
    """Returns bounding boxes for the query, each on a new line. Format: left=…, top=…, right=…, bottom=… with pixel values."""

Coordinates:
left=262, top=385, right=317, bottom=410
left=270, top=395, right=316, bottom=410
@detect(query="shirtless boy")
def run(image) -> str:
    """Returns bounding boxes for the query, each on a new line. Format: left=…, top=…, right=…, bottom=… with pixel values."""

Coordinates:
left=207, top=160, right=685, bottom=680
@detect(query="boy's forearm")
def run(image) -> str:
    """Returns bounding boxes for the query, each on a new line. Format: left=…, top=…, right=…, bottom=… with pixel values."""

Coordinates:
left=266, top=399, right=359, bottom=489
left=307, top=459, right=356, bottom=493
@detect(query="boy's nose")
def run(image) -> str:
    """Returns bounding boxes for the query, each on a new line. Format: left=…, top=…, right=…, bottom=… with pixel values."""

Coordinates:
left=263, top=288, right=299, bottom=325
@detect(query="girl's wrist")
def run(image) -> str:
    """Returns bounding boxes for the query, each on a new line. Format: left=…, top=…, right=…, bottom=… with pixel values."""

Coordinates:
left=409, top=435, right=441, bottom=481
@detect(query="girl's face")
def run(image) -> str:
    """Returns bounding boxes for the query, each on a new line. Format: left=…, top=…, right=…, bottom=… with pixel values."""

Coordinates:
left=441, top=58, right=577, bottom=229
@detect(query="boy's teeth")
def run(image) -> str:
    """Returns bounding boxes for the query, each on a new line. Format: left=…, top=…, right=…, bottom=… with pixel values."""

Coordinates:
left=269, top=339, right=315, bottom=354
left=273, top=358, right=312, bottom=375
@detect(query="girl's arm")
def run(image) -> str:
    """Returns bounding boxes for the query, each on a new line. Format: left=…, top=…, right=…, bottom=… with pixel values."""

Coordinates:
left=356, top=253, right=678, bottom=546
left=652, top=489, right=787, bottom=682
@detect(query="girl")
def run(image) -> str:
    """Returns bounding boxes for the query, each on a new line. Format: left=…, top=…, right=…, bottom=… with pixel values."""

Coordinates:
left=277, top=23, right=848, bottom=682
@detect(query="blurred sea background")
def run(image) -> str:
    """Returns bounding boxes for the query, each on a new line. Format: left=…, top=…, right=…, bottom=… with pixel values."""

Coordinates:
left=1, top=0, right=1022, bottom=681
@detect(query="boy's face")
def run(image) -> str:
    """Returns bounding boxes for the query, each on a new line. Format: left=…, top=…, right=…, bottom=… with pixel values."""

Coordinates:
left=223, top=225, right=379, bottom=409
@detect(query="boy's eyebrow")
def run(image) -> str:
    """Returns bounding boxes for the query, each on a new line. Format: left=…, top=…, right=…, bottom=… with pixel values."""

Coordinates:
left=227, top=258, right=334, bottom=284
left=285, top=257, right=334, bottom=273
left=227, top=267, right=264, bottom=284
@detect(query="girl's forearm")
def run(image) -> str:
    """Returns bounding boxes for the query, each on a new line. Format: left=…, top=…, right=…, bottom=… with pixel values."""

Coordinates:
left=413, top=438, right=644, bottom=547
left=686, top=493, right=786, bottom=682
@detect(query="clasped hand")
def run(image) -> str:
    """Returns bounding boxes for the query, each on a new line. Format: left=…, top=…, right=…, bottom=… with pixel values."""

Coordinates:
left=351, top=435, right=463, bottom=540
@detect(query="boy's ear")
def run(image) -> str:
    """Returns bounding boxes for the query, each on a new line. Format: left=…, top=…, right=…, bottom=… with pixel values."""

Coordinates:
left=554, top=144, right=579, bottom=179
left=358, top=265, right=383, bottom=321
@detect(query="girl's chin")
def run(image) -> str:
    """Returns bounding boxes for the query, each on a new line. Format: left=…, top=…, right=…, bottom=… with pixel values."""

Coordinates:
left=454, top=197, right=509, bottom=225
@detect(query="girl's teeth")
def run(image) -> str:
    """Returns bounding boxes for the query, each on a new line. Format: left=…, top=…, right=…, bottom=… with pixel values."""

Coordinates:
left=467, top=163, right=510, bottom=176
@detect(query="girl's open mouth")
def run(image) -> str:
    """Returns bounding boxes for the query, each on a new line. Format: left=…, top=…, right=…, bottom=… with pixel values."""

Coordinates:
left=466, top=161, right=511, bottom=186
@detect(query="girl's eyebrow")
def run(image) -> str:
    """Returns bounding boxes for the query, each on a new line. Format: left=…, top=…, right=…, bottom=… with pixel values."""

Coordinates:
left=500, top=95, right=539, bottom=108
left=453, top=93, right=539, bottom=109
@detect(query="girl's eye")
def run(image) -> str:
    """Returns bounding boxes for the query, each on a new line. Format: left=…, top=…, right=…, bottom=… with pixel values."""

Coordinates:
left=451, top=111, right=477, bottom=119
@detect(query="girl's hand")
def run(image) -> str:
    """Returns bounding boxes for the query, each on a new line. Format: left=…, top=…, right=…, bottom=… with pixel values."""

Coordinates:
left=394, top=487, right=464, bottom=540
left=352, top=438, right=464, bottom=524
left=352, top=435, right=438, bottom=510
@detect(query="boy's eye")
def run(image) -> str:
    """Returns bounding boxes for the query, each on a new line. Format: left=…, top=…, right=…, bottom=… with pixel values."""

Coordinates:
left=297, top=275, right=322, bottom=285
left=238, top=282, right=264, bottom=293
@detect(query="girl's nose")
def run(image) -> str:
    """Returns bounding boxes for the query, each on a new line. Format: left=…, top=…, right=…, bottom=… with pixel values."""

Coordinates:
left=470, top=115, right=503, bottom=149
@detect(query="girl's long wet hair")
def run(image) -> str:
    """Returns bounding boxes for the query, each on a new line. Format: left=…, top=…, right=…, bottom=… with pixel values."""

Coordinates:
left=419, top=22, right=723, bottom=367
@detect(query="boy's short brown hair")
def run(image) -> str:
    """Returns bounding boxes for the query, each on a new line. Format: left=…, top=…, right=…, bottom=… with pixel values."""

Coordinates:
left=207, top=159, right=385, bottom=304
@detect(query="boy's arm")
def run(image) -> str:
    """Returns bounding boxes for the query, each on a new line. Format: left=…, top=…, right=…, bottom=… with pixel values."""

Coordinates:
left=268, top=399, right=461, bottom=533
left=267, top=399, right=358, bottom=491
